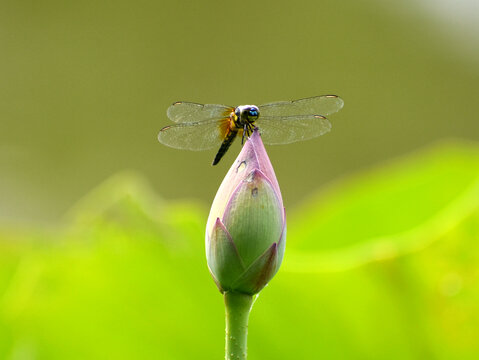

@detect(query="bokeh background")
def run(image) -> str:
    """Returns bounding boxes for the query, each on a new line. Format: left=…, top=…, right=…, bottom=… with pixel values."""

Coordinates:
left=1, top=0, right=479, bottom=359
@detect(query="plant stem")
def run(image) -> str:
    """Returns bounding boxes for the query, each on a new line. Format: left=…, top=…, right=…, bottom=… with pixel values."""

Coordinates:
left=224, top=291, right=254, bottom=360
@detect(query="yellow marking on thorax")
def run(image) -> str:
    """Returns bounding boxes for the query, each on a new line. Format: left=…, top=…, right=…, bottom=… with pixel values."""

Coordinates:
left=228, top=112, right=238, bottom=130
left=218, top=108, right=237, bottom=138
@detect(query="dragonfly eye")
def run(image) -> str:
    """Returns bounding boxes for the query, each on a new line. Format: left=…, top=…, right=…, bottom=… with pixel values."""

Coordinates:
left=248, top=108, right=259, bottom=119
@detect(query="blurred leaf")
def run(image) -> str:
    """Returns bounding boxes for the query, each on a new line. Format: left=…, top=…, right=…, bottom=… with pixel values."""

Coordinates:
left=286, top=141, right=479, bottom=272
left=0, top=142, right=478, bottom=359
left=0, top=172, right=222, bottom=359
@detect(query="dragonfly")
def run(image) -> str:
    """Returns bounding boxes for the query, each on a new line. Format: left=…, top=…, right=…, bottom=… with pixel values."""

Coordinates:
left=158, top=95, right=344, bottom=165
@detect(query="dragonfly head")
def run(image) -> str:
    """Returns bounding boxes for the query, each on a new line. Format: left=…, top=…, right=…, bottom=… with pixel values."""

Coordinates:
left=235, top=105, right=260, bottom=124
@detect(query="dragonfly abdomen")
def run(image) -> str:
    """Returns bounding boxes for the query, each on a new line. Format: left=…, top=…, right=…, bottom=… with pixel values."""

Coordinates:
left=212, top=130, right=237, bottom=165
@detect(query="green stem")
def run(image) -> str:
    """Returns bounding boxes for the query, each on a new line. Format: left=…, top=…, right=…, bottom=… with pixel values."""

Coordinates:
left=224, top=291, right=254, bottom=360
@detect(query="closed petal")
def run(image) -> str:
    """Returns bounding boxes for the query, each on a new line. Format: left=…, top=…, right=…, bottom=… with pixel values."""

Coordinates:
left=206, top=129, right=283, bottom=238
left=207, top=218, right=245, bottom=292
left=274, top=209, right=287, bottom=275
left=232, top=242, right=278, bottom=295
left=223, top=169, right=283, bottom=267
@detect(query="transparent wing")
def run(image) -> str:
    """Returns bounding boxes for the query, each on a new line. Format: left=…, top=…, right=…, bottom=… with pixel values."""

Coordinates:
left=158, top=118, right=227, bottom=151
left=256, top=115, right=332, bottom=145
left=258, top=95, right=344, bottom=117
left=167, top=102, right=233, bottom=123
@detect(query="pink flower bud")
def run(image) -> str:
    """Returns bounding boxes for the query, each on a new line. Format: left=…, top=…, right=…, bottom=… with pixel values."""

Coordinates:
left=206, top=129, right=286, bottom=295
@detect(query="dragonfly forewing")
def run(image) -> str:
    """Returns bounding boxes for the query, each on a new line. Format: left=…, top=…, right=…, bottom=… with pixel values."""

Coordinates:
left=258, top=95, right=344, bottom=117
left=167, top=102, right=233, bottom=123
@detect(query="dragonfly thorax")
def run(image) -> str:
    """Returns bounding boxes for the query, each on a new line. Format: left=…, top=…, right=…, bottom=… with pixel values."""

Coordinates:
left=234, top=105, right=259, bottom=128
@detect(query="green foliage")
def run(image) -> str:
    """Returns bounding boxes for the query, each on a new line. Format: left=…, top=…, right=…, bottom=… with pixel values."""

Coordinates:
left=1, top=142, right=479, bottom=359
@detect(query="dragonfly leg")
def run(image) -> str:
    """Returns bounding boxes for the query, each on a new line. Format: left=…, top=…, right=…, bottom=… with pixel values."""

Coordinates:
left=241, top=124, right=247, bottom=145
left=245, top=123, right=253, bottom=139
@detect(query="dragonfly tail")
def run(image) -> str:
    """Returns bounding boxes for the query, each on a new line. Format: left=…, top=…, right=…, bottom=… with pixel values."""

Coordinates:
left=212, top=131, right=237, bottom=165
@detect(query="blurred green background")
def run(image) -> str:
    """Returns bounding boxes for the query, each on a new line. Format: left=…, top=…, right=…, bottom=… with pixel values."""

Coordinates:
left=1, top=0, right=479, bottom=359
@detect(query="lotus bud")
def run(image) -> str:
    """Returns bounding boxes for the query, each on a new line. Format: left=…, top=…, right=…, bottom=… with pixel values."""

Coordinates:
left=206, top=128, right=286, bottom=295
